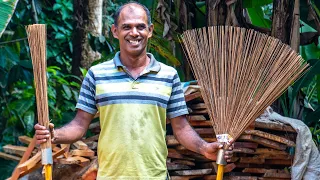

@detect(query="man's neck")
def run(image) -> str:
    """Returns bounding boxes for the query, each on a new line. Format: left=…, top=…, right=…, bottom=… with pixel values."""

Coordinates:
left=119, top=52, right=150, bottom=78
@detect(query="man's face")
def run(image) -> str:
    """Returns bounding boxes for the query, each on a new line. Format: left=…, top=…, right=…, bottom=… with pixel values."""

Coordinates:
left=111, top=5, right=154, bottom=57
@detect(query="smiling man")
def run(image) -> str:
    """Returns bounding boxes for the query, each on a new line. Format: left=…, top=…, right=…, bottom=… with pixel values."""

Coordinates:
left=34, top=2, right=232, bottom=179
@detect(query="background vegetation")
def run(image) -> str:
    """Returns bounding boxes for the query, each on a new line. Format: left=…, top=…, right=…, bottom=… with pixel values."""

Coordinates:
left=0, top=0, right=319, bottom=178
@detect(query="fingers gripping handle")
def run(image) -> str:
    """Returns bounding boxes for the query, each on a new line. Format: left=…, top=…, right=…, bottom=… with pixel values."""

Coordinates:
left=216, top=149, right=227, bottom=165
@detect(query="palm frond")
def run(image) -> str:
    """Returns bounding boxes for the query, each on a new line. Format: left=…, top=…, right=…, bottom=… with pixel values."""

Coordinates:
left=0, top=0, right=19, bottom=38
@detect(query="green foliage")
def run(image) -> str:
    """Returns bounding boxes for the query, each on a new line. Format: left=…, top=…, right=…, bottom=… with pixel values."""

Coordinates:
left=0, top=0, right=19, bottom=37
left=0, top=0, right=78, bottom=147
left=0, top=158, right=18, bottom=180
left=247, top=7, right=272, bottom=28
left=242, top=0, right=273, bottom=8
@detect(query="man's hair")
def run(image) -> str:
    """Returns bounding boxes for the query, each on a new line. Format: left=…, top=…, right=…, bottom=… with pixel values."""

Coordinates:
left=113, top=1, right=152, bottom=27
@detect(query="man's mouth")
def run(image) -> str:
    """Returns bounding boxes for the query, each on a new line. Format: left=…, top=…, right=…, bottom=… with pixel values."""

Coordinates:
left=127, top=39, right=141, bottom=45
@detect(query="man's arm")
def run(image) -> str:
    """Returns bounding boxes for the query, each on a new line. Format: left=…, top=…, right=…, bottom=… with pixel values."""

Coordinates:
left=35, top=109, right=95, bottom=144
left=170, top=115, right=233, bottom=161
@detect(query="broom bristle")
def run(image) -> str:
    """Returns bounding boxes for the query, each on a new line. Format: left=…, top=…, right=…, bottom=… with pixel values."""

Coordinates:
left=181, top=26, right=308, bottom=142
left=26, top=24, right=51, bottom=149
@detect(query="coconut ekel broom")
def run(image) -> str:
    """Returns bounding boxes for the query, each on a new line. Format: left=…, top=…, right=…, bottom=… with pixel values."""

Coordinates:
left=180, top=26, right=308, bottom=180
left=26, top=24, right=52, bottom=180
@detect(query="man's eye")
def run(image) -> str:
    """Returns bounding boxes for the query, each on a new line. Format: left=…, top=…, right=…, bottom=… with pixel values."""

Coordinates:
left=123, top=26, right=130, bottom=30
left=137, top=25, right=146, bottom=30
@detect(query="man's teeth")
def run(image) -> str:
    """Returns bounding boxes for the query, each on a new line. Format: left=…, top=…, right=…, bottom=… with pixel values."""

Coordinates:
left=129, top=40, right=140, bottom=45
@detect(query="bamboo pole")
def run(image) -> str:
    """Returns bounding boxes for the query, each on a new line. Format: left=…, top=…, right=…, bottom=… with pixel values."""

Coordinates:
left=26, top=24, right=52, bottom=180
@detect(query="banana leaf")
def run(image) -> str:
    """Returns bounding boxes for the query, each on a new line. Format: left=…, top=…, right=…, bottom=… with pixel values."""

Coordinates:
left=0, top=0, right=19, bottom=38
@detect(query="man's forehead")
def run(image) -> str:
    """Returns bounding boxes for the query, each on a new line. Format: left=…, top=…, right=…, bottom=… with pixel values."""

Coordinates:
left=118, top=5, right=148, bottom=25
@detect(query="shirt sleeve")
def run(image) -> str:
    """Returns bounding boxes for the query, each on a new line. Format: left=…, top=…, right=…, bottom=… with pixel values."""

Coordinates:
left=166, top=71, right=189, bottom=119
left=75, top=68, right=98, bottom=115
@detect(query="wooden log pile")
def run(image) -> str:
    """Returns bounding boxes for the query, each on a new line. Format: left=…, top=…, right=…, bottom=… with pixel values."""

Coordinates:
left=0, top=135, right=98, bottom=180
left=165, top=85, right=296, bottom=180
left=0, top=85, right=297, bottom=180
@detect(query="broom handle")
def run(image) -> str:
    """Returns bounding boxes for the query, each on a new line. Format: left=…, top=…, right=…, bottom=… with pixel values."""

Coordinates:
left=216, top=164, right=224, bottom=180
left=27, top=24, right=53, bottom=180
left=216, top=149, right=227, bottom=180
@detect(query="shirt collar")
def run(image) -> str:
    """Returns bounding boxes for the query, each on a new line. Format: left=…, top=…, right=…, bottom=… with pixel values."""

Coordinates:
left=113, top=51, right=161, bottom=73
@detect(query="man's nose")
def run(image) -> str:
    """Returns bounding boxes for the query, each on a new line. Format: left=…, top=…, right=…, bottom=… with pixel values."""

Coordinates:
left=130, top=27, right=139, bottom=37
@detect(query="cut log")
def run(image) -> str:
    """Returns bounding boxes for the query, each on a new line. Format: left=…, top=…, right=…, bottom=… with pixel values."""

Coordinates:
left=263, top=171, right=290, bottom=178
left=244, top=130, right=295, bottom=147
left=85, top=141, right=98, bottom=150
left=171, top=159, right=195, bottom=166
left=224, top=163, right=237, bottom=173
left=173, top=169, right=212, bottom=176
left=73, top=140, right=89, bottom=150
left=88, top=121, right=100, bottom=130
left=18, top=136, right=33, bottom=145
left=53, top=146, right=69, bottom=159
left=166, top=135, right=180, bottom=146
left=0, top=152, right=21, bottom=161
left=190, top=109, right=208, bottom=115
left=234, top=142, right=258, bottom=149
left=84, top=134, right=99, bottom=142
left=189, top=103, right=206, bottom=109
left=238, top=135, right=287, bottom=150
left=254, top=148, right=289, bottom=155
left=235, top=163, right=272, bottom=169
left=194, top=128, right=215, bottom=136
left=57, top=156, right=89, bottom=165
left=170, top=175, right=201, bottom=180
left=233, top=148, right=255, bottom=154
left=3, top=145, right=28, bottom=157
left=264, top=159, right=292, bottom=166
left=243, top=168, right=272, bottom=174
left=167, top=162, right=191, bottom=170
left=167, top=149, right=194, bottom=161
left=255, top=119, right=295, bottom=133
left=258, top=154, right=292, bottom=160
left=10, top=136, right=36, bottom=180
left=17, top=151, right=41, bottom=172
left=185, top=92, right=201, bottom=102
left=79, top=158, right=98, bottom=180
left=70, top=149, right=95, bottom=157
left=60, top=144, right=70, bottom=158
left=188, top=120, right=212, bottom=127
left=239, top=156, right=265, bottom=164
left=187, top=115, right=207, bottom=121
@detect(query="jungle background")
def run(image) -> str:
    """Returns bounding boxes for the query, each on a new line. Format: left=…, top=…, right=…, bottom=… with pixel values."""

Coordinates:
left=0, top=0, right=319, bottom=178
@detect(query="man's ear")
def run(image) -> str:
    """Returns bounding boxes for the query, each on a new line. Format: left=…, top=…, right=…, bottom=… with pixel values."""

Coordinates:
left=111, top=24, right=119, bottom=39
left=148, top=24, right=154, bottom=38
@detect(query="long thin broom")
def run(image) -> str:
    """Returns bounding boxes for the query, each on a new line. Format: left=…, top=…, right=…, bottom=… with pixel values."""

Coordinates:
left=180, top=26, right=308, bottom=180
left=26, top=24, right=52, bottom=180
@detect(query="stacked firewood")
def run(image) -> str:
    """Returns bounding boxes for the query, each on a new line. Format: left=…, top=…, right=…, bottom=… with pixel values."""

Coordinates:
left=165, top=85, right=296, bottom=180
left=0, top=85, right=296, bottom=180
left=0, top=134, right=98, bottom=179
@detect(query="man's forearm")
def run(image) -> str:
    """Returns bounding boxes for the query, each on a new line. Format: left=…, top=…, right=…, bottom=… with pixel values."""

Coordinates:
left=52, top=110, right=94, bottom=144
left=171, top=116, right=207, bottom=155
left=53, top=120, right=87, bottom=144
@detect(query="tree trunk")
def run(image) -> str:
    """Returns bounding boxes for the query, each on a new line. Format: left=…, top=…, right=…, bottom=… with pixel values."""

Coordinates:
left=72, top=0, right=88, bottom=76
left=206, top=0, right=239, bottom=26
left=206, top=0, right=227, bottom=26
left=271, top=0, right=295, bottom=43
left=72, top=0, right=103, bottom=76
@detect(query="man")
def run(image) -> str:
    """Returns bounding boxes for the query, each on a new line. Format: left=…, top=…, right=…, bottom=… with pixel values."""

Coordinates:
left=35, top=2, right=233, bottom=179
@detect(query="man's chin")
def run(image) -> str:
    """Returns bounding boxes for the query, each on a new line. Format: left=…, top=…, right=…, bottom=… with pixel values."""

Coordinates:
left=126, top=49, right=146, bottom=56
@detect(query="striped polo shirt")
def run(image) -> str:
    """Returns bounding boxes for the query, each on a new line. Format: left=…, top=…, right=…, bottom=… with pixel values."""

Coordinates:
left=76, top=52, right=188, bottom=179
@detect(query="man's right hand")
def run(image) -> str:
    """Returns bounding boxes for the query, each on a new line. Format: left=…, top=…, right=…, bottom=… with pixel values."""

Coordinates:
left=34, top=123, right=55, bottom=144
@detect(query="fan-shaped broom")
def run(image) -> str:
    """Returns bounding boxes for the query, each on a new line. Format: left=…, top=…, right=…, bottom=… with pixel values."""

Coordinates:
left=180, top=26, right=308, bottom=180
left=26, top=24, right=52, bottom=180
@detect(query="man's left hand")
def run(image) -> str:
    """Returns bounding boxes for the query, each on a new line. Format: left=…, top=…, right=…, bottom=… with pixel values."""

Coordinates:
left=201, top=142, right=233, bottom=162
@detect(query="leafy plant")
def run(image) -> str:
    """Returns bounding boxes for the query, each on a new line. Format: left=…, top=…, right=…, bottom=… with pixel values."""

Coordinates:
left=0, top=0, right=19, bottom=37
